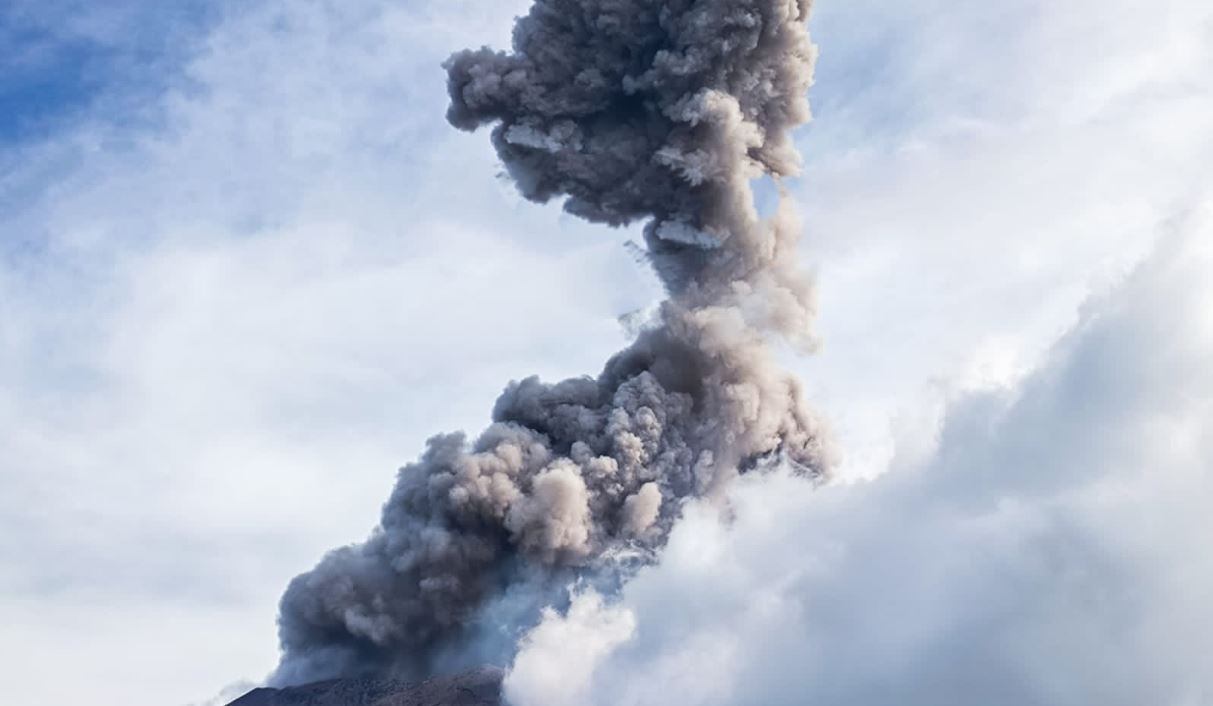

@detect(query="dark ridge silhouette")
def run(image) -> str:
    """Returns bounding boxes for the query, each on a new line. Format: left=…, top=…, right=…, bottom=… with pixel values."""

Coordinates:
left=227, top=667, right=503, bottom=706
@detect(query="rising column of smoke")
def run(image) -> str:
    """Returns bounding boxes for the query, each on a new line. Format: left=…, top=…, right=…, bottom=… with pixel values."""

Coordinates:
left=272, top=0, right=827, bottom=686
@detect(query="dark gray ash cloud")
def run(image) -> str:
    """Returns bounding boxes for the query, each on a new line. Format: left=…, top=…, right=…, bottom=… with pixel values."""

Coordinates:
left=272, top=0, right=826, bottom=686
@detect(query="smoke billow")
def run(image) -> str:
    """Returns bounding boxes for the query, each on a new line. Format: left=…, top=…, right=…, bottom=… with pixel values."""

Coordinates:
left=272, top=0, right=827, bottom=686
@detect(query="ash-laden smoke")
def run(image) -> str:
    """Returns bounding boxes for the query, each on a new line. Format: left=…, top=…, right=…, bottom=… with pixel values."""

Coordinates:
left=272, top=0, right=828, bottom=687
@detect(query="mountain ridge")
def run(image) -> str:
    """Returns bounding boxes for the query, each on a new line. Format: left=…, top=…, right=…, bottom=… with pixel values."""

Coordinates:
left=226, top=666, right=503, bottom=706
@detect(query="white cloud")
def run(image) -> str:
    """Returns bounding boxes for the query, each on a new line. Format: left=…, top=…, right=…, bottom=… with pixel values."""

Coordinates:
left=506, top=209, right=1213, bottom=706
left=798, top=0, right=1213, bottom=478
left=504, top=592, right=636, bottom=706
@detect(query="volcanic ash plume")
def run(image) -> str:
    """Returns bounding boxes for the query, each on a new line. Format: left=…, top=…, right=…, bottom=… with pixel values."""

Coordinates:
left=272, top=0, right=828, bottom=686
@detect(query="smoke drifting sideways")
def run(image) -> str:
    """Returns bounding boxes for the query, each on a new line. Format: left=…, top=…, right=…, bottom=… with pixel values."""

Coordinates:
left=272, top=0, right=829, bottom=687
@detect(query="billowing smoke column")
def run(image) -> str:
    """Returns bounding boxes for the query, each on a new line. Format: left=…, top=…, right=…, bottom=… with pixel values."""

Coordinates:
left=273, top=0, right=826, bottom=686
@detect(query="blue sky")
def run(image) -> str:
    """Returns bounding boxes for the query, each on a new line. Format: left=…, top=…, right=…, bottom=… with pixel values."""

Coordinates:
left=1, top=1, right=1211, bottom=705
left=0, top=2, right=227, bottom=142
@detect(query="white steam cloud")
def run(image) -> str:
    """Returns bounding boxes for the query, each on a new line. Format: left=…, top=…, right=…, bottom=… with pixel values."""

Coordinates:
left=506, top=213, right=1213, bottom=706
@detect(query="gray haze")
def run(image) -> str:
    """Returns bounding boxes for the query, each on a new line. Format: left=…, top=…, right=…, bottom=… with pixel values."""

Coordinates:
left=273, top=0, right=827, bottom=685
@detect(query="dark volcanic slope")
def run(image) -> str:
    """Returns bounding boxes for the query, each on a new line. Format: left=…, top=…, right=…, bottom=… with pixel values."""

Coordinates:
left=227, top=667, right=503, bottom=706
